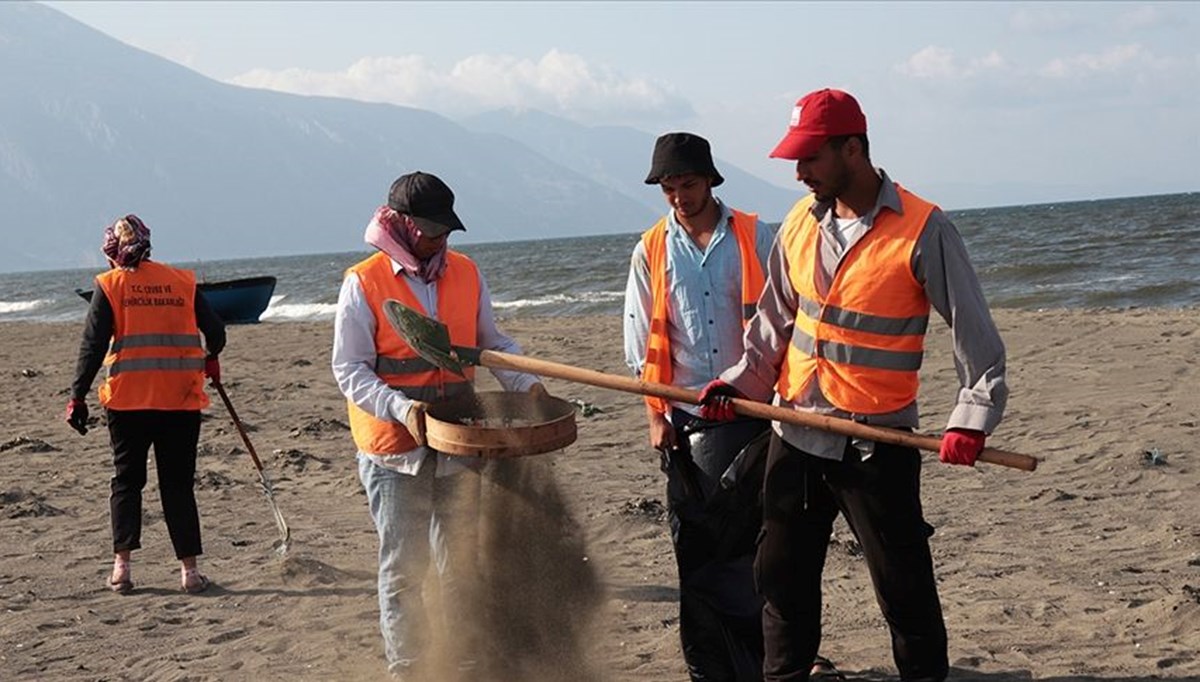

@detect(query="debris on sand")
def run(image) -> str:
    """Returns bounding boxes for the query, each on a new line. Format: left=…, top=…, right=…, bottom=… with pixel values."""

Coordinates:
left=1029, top=487, right=1078, bottom=502
left=0, top=488, right=65, bottom=518
left=620, top=497, right=667, bottom=523
left=568, top=399, right=604, bottom=418
left=0, top=437, right=58, bottom=453
left=1142, top=448, right=1168, bottom=466
left=1183, top=584, right=1200, bottom=605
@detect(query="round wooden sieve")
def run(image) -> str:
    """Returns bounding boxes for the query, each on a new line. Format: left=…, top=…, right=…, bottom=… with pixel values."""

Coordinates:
left=424, top=391, right=577, bottom=457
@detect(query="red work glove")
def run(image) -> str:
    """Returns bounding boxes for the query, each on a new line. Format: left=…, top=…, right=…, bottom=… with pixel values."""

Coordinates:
left=204, top=356, right=221, bottom=384
left=697, top=379, right=740, bottom=422
left=939, top=428, right=985, bottom=466
left=65, top=398, right=89, bottom=435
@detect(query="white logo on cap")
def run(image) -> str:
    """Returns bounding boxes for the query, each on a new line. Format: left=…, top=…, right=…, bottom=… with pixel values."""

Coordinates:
left=790, top=105, right=802, bottom=128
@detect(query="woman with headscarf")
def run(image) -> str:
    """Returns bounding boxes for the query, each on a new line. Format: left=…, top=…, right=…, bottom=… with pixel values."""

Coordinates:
left=67, top=214, right=225, bottom=594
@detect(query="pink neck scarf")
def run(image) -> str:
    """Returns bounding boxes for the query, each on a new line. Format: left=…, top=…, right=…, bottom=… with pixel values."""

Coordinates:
left=364, top=206, right=448, bottom=283
left=102, top=214, right=152, bottom=268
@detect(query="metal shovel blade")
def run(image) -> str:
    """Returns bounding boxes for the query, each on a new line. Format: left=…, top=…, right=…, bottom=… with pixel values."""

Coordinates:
left=382, top=299, right=469, bottom=376
left=212, top=380, right=293, bottom=557
left=257, top=471, right=292, bottom=556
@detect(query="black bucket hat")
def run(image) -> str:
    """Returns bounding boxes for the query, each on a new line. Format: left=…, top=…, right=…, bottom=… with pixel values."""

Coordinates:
left=644, top=132, right=724, bottom=187
left=387, top=171, right=467, bottom=237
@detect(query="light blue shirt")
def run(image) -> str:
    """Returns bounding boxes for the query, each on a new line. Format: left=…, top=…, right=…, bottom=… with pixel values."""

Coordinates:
left=332, top=256, right=539, bottom=476
left=623, top=199, right=774, bottom=416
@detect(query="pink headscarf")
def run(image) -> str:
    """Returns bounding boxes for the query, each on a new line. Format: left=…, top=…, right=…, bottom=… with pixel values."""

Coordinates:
left=364, top=206, right=448, bottom=283
left=102, top=214, right=152, bottom=268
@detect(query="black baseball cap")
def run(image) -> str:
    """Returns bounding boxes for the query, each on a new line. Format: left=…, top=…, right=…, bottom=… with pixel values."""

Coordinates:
left=387, top=171, right=467, bottom=237
left=644, top=132, right=724, bottom=187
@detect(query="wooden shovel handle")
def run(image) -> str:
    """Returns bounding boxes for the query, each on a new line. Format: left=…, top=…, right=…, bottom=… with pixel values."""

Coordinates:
left=476, top=349, right=1037, bottom=472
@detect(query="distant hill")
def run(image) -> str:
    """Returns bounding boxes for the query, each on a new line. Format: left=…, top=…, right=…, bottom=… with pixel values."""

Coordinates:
left=0, top=4, right=801, bottom=273
left=461, top=109, right=799, bottom=219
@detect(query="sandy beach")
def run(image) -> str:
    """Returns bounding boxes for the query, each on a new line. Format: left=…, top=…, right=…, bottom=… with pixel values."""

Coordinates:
left=1, top=308, right=1198, bottom=681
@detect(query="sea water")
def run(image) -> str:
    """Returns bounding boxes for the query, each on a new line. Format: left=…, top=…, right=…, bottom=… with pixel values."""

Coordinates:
left=1, top=192, right=1196, bottom=323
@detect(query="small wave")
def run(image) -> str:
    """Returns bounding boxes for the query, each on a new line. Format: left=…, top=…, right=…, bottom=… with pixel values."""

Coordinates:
left=0, top=299, right=52, bottom=314
left=1030, top=273, right=1140, bottom=292
left=260, top=302, right=337, bottom=321
left=492, top=291, right=624, bottom=310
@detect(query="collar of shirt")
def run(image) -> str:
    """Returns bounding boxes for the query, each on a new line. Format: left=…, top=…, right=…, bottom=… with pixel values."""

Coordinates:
left=665, top=197, right=734, bottom=258
left=808, top=168, right=903, bottom=229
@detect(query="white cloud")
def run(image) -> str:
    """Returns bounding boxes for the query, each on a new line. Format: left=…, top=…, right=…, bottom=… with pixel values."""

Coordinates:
left=895, top=46, right=1007, bottom=79
left=228, top=49, right=692, bottom=124
left=1038, top=44, right=1172, bottom=78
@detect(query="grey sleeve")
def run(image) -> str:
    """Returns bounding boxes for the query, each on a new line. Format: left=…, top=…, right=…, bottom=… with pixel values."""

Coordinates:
left=720, top=229, right=796, bottom=401
left=913, top=209, right=1008, bottom=433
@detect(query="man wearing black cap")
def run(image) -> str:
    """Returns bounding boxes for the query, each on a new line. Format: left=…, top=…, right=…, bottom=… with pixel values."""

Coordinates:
left=332, top=171, right=548, bottom=679
left=623, top=132, right=778, bottom=680
left=697, top=89, right=1008, bottom=681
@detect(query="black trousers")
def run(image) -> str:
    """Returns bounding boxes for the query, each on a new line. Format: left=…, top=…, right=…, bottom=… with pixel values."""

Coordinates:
left=107, top=409, right=203, bottom=560
left=756, top=433, right=948, bottom=682
left=665, top=412, right=769, bottom=682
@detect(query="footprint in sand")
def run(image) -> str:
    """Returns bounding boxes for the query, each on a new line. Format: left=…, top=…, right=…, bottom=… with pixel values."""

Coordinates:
left=196, top=470, right=237, bottom=491
left=207, top=628, right=248, bottom=645
left=278, top=555, right=354, bottom=586
left=289, top=417, right=350, bottom=438
left=272, top=448, right=331, bottom=473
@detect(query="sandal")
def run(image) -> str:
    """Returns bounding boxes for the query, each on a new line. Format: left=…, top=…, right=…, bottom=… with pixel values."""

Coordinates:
left=108, top=559, right=133, bottom=594
left=107, top=574, right=134, bottom=594
left=810, top=654, right=846, bottom=681
left=181, top=568, right=211, bottom=594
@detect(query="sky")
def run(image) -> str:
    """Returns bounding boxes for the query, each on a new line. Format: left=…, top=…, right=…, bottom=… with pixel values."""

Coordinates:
left=44, top=1, right=1200, bottom=209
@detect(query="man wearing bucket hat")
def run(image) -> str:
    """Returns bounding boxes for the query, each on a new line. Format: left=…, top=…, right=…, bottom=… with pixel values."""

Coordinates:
left=332, top=171, right=547, bottom=679
left=697, top=89, right=1008, bottom=680
left=624, top=132, right=837, bottom=680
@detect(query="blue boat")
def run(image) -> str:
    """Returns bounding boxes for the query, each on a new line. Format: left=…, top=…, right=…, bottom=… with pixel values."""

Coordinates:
left=75, top=275, right=277, bottom=324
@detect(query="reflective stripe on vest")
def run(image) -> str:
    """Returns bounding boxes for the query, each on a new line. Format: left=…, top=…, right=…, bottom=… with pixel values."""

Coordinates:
left=346, top=251, right=480, bottom=455
left=640, top=209, right=764, bottom=414
left=107, top=357, right=207, bottom=376
left=110, top=333, right=203, bottom=354
left=96, top=261, right=209, bottom=411
left=776, top=186, right=935, bottom=414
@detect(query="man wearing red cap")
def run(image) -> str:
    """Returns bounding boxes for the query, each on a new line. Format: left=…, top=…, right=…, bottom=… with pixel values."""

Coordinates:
left=698, top=89, right=1008, bottom=680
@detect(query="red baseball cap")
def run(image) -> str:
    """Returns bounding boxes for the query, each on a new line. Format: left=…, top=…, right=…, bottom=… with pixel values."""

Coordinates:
left=769, top=88, right=868, bottom=160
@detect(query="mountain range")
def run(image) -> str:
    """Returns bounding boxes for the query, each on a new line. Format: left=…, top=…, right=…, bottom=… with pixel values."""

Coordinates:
left=0, top=3, right=797, bottom=273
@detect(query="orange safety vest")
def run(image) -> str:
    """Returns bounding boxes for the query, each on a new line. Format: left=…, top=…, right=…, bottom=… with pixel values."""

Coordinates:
left=776, top=185, right=936, bottom=414
left=640, top=209, right=765, bottom=414
left=96, top=260, right=208, bottom=411
left=346, top=250, right=480, bottom=455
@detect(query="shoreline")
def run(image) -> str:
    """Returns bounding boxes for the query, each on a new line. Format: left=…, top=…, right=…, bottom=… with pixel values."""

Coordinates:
left=8, top=302, right=1200, bottom=328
